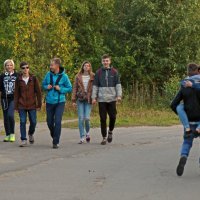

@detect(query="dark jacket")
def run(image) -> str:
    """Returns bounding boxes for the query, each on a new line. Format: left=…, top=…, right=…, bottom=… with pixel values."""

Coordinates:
left=0, top=71, right=18, bottom=100
left=72, top=72, right=94, bottom=104
left=92, top=66, right=122, bottom=102
left=170, top=87, right=200, bottom=122
left=14, top=74, right=42, bottom=110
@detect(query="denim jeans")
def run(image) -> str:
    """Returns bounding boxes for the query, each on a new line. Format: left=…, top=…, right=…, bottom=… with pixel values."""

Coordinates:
left=1, top=99, right=15, bottom=136
left=77, top=100, right=92, bottom=139
left=181, top=124, right=200, bottom=157
left=19, top=109, right=37, bottom=140
left=46, top=102, right=65, bottom=145
left=176, top=104, right=200, bottom=130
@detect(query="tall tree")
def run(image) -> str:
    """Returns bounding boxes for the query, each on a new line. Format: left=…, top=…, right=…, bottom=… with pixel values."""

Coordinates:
left=0, top=0, right=77, bottom=79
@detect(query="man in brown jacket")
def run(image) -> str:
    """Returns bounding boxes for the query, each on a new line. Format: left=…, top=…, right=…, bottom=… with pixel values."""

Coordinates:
left=14, top=62, right=42, bottom=147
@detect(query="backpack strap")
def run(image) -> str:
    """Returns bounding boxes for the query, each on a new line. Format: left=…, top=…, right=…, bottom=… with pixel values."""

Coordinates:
left=111, top=67, right=117, bottom=75
left=55, top=74, right=63, bottom=103
left=55, top=74, right=63, bottom=86
left=97, top=68, right=102, bottom=79
left=49, top=73, right=63, bottom=103
left=50, top=73, right=53, bottom=86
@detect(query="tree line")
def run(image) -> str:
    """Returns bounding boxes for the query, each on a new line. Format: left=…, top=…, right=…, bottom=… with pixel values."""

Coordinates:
left=1, top=0, right=200, bottom=97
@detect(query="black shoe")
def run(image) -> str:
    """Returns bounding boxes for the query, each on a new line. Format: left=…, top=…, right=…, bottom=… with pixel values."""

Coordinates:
left=193, top=130, right=200, bottom=137
left=52, top=144, right=59, bottom=149
left=184, top=130, right=192, bottom=138
left=107, top=131, right=113, bottom=143
left=28, top=134, right=34, bottom=144
left=176, top=156, right=187, bottom=176
left=86, top=135, right=90, bottom=143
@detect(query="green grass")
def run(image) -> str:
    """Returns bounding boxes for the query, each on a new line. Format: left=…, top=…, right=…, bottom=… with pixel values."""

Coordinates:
left=62, top=101, right=180, bottom=128
left=0, top=101, right=180, bottom=129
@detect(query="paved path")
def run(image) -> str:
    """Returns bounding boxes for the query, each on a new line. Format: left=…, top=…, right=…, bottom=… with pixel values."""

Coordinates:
left=0, top=125, right=199, bottom=200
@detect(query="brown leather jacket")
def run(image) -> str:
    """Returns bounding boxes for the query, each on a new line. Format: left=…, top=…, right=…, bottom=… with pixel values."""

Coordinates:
left=14, top=74, right=42, bottom=110
left=72, top=72, right=94, bottom=104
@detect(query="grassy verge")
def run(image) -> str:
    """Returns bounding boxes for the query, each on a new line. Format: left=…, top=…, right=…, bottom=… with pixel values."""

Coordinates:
left=0, top=101, right=179, bottom=129
left=62, top=101, right=179, bottom=128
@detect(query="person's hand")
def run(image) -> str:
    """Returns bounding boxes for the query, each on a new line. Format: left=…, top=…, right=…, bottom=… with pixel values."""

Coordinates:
left=92, top=99, right=97, bottom=105
left=54, top=85, right=60, bottom=91
left=184, top=81, right=193, bottom=87
left=36, top=108, right=41, bottom=111
left=116, top=96, right=122, bottom=102
left=15, top=109, right=19, bottom=112
left=72, top=103, right=77, bottom=108
left=47, top=85, right=53, bottom=90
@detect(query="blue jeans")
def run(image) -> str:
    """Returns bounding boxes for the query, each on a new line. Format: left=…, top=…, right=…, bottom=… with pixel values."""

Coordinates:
left=181, top=124, right=200, bottom=157
left=1, top=99, right=15, bottom=136
left=176, top=104, right=200, bottom=130
left=19, top=109, right=37, bottom=140
left=77, top=100, right=92, bottom=139
left=46, top=102, right=65, bottom=145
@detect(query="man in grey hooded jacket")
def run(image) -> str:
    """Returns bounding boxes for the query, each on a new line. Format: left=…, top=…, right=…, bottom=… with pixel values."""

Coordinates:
left=92, top=54, right=122, bottom=145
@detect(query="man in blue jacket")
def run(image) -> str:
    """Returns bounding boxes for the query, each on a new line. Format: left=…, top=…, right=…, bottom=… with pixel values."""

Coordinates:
left=42, top=58, right=72, bottom=149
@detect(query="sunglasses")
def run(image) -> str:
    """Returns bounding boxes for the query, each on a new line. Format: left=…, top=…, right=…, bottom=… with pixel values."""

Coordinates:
left=21, top=66, right=29, bottom=70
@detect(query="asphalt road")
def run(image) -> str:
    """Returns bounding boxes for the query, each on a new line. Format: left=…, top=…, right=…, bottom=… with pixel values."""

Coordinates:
left=0, top=124, right=200, bottom=200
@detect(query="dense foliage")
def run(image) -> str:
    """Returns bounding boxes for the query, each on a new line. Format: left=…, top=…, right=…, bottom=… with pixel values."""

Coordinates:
left=1, top=0, right=200, bottom=92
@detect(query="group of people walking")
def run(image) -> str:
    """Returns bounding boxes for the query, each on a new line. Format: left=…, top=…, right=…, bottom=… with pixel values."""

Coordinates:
left=0, top=54, right=122, bottom=149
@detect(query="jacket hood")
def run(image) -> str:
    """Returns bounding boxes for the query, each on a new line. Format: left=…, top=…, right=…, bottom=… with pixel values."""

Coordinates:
left=50, top=66, right=65, bottom=75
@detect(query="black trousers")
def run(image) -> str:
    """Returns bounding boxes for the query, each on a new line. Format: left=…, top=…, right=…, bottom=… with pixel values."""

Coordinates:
left=98, top=101, right=117, bottom=138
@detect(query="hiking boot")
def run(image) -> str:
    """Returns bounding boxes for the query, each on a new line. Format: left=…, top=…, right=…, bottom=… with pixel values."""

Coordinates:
left=107, top=131, right=113, bottom=143
left=176, top=156, right=187, bottom=176
left=3, top=135, right=10, bottom=142
left=9, top=134, right=15, bottom=142
left=28, top=134, right=34, bottom=144
left=86, top=134, right=90, bottom=143
left=193, top=130, right=200, bottom=137
left=19, top=140, right=28, bottom=147
left=101, top=138, right=107, bottom=145
left=53, top=144, right=59, bottom=149
left=184, top=130, right=192, bottom=138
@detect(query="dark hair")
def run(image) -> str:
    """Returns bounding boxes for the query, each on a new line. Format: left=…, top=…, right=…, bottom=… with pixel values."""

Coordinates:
left=20, top=61, right=28, bottom=68
left=187, top=63, right=199, bottom=76
left=101, top=54, right=111, bottom=60
left=51, top=57, right=61, bottom=66
left=80, top=61, right=92, bottom=74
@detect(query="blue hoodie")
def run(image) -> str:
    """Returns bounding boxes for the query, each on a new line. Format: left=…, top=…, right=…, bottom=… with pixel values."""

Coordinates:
left=42, top=67, right=72, bottom=104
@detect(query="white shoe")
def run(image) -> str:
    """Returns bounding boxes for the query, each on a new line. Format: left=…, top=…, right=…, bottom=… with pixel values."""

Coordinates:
left=19, top=140, right=28, bottom=147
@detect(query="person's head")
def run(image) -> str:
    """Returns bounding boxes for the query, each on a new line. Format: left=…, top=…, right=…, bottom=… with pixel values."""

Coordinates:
left=80, top=61, right=92, bottom=74
left=198, top=65, right=200, bottom=74
left=101, top=54, right=111, bottom=68
left=20, top=61, right=29, bottom=76
left=50, top=57, right=61, bottom=73
left=4, top=59, right=15, bottom=73
left=187, top=63, right=199, bottom=76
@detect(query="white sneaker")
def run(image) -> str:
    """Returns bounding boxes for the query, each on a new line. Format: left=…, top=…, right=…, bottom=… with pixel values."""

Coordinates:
left=78, top=138, right=85, bottom=144
left=19, top=140, right=28, bottom=147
